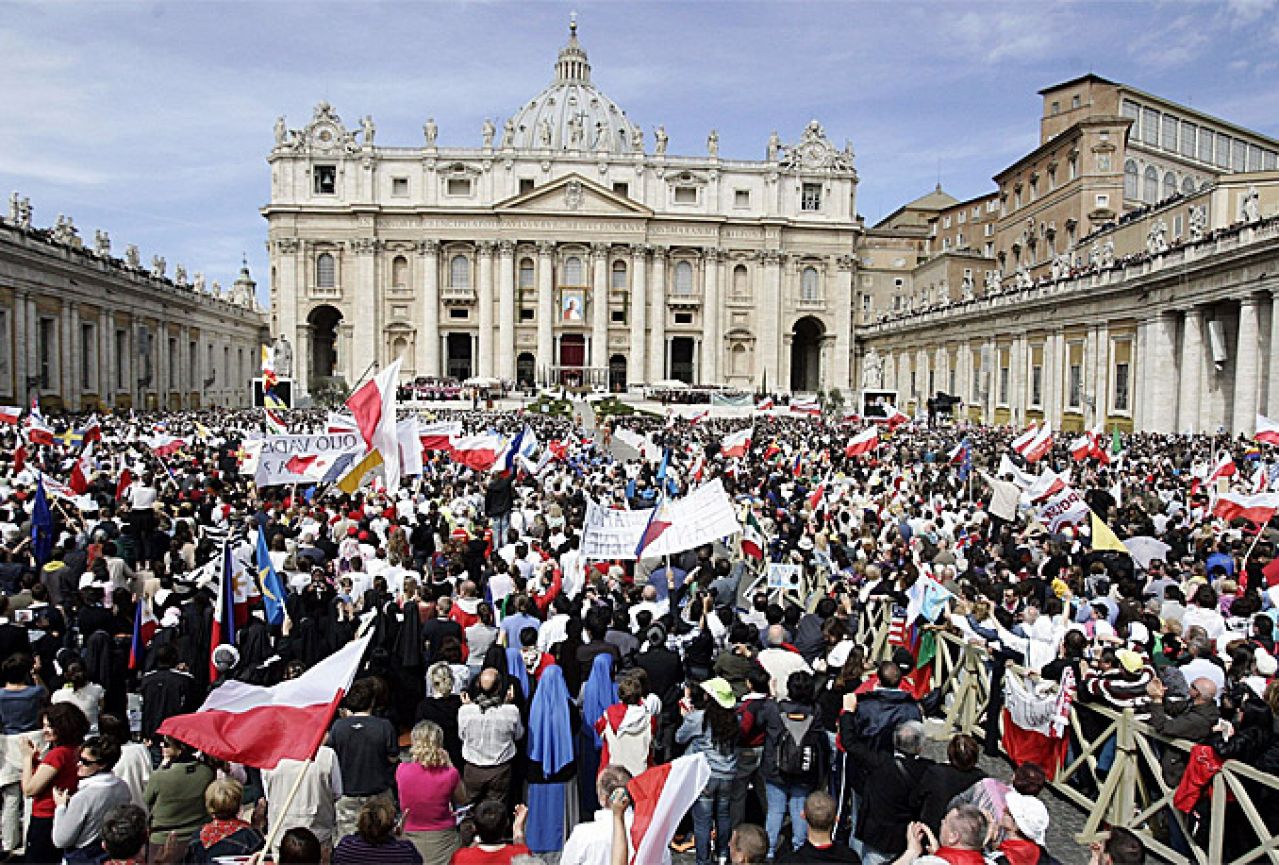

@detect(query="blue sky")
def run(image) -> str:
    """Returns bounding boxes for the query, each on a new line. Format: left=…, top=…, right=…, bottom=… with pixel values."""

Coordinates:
left=3, top=0, right=1278, bottom=306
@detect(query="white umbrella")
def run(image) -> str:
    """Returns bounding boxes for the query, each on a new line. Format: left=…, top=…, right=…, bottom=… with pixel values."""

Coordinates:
left=650, top=379, right=689, bottom=389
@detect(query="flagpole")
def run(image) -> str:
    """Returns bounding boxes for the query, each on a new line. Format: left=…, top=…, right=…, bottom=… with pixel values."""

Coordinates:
left=261, top=758, right=314, bottom=855
left=1243, top=523, right=1266, bottom=567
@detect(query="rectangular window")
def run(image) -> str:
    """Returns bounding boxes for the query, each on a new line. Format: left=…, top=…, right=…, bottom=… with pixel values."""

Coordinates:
left=1031, top=365, right=1043, bottom=407
left=1096, top=193, right=1109, bottom=208
left=1199, top=129, right=1214, bottom=164
left=447, top=177, right=472, bottom=196
left=674, top=312, right=693, bottom=325
left=1162, top=116, right=1178, bottom=152
left=801, top=183, right=822, bottom=211
left=448, top=308, right=469, bottom=320
left=1173, top=214, right=1183, bottom=237
left=612, top=182, right=629, bottom=197
left=38, top=318, right=56, bottom=389
left=1248, top=144, right=1263, bottom=171
left=313, top=165, right=336, bottom=194
left=1114, top=362, right=1130, bottom=411
left=1265, top=150, right=1278, bottom=171
left=1121, top=99, right=1140, bottom=122
left=1068, top=363, right=1082, bottom=408
left=893, top=278, right=904, bottom=288
left=1072, top=94, right=1081, bottom=109
left=611, top=309, right=626, bottom=324
left=81, top=323, right=95, bottom=391
left=391, top=177, right=409, bottom=196
left=999, top=365, right=1010, bottom=404
left=1216, top=135, right=1232, bottom=168
left=984, top=242, right=993, bottom=257
left=1232, top=139, right=1247, bottom=171
left=734, top=189, right=750, bottom=208
left=1051, top=100, right=1060, bottom=115
left=674, top=186, right=697, bottom=204
left=1181, top=122, right=1196, bottom=158
left=910, top=371, right=916, bottom=395
left=1068, top=157, right=1077, bottom=180
left=943, top=216, right=952, bottom=228
left=520, top=308, right=535, bottom=321
left=928, top=370, right=936, bottom=395
left=1142, top=108, right=1159, bottom=145
left=0, top=309, right=9, bottom=391
left=984, top=224, right=994, bottom=237
left=519, top=178, right=536, bottom=195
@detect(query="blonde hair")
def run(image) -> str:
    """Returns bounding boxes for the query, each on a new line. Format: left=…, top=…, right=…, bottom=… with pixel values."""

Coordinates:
left=410, top=721, right=450, bottom=768
left=428, top=662, right=455, bottom=698
left=205, top=778, right=244, bottom=820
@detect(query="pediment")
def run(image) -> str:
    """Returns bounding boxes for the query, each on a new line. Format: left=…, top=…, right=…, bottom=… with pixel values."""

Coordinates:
left=494, top=173, right=652, bottom=217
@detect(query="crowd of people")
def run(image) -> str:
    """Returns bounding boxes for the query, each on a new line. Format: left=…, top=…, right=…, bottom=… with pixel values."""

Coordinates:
left=2, top=398, right=1277, bottom=865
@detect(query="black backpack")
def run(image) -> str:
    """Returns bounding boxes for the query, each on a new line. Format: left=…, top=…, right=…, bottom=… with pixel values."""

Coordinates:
left=776, top=711, right=822, bottom=781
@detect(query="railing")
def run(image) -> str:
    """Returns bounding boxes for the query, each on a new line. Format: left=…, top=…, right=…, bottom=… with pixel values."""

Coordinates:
left=851, top=602, right=1279, bottom=864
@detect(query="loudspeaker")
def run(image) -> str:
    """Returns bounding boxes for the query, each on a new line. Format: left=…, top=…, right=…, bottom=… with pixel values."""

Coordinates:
left=1208, top=320, right=1228, bottom=368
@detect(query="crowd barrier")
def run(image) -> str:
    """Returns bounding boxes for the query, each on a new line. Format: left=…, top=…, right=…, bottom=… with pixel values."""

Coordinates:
left=849, top=602, right=1279, bottom=865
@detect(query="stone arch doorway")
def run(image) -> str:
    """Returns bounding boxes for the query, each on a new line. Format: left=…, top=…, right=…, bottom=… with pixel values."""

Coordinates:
left=609, top=354, right=627, bottom=392
left=446, top=333, right=472, bottom=380
left=307, top=305, right=342, bottom=383
left=790, top=316, right=824, bottom=393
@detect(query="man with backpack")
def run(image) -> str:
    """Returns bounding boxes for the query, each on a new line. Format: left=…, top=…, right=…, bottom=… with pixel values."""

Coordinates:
left=759, top=670, right=830, bottom=859
left=732, top=666, right=775, bottom=828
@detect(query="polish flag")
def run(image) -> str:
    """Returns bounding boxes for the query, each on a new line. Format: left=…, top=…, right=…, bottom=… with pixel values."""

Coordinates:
left=146, top=435, right=187, bottom=458
left=1011, top=423, right=1039, bottom=455
left=284, top=454, right=319, bottom=476
left=25, top=415, right=54, bottom=447
left=627, top=754, right=711, bottom=865
left=1022, top=424, right=1054, bottom=463
left=14, top=444, right=27, bottom=474
left=447, top=432, right=505, bottom=472
left=69, top=442, right=95, bottom=495
left=1257, top=414, right=1279, bottom=446
left=807, top=480, right=827, bottom=511
left=688, top=408, right=710, bottom=425
left=418, top=420, right=462, bottom=452
left=721, top=428, right=753, bottom=459
left=1212, top=491, right=1279, bottom=524
left=209, top=541, right=238, bottom=681
left=755, top=398, right=775, bottom=412
left=115, top=461, right=133, bottom=502
left=326, top=412, right=360, bottom=435
left=160, top=634, right=371, bottom=769
left=345, top=358, right=403, bottom=490
left=1027, top=469, right=1070, bottom=503
left=0, top=406, right=21, bottom=425
left=844, top=427, right=879, bottom=458
left=80, top=417, right=103, bottom=443
left=948, top=440, right=970, bottom=466
left=881, top=404, right=910, bottom=430
left=1068, top=433, right=1094, bottom=463
left=128, top=597, right=157, bottom=671
left=1207, top=452, right=1237, bottom=484
left=790, top=400, right=821, bottom=416
left=690, top=454, right=705, bottom=484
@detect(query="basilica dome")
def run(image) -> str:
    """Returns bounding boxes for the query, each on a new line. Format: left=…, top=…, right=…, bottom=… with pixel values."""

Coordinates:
left=507, top=21, right=639, bottom=154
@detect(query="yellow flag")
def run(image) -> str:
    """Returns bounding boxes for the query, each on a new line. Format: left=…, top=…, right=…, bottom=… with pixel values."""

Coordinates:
left=336, top=450, right=384, bottom=495
left=1090, top=510, right=1128, bottom=553
left=194, top=421, right=212, bottom=440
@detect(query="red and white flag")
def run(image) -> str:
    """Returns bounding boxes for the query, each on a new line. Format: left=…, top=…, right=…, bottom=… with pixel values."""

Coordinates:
left=325, top=412, right=360, bottom=435
left=688, top=408, right=710, bottom=425
left=720, top=427, right=752, bottom=459
left=741, top=511, right=766, bottom=560
left=160, top=633, right=371, bottom=769
left=790, top=400, right=821, bottom=416
left=1068, top=433, right=1094, bottom=463
left=25, top=415, right=54, bottom=447
left=0, top=406, right=21, bottom=425
left=1256, top=414, right=1279, bottom=447
left=1022, top=423, right=1054, bottom=463
left=1206, top=452, right=1237, bottom=484
left=627, top=754, right=711, bottom=865
left=1212, top=491, right=1279, bottom=524
left=881, top=404, right=910, bottom=430
left=447, top=432, right=505, bottom=472
left=1027, top=468, right=1070, bottom=503
left=345, top=358, right=403, bottom=490
left=844, top=427, right=879, bottom=458
left=754, top=398, right=775, bottom=412
left=418, top=420, right=462, bottom=452
left=115, top=461, right=133, bottom=502
left=146, top=434, right=188, bottom=458
left=13, top=444, right=27, bottom=475
left=1001, top=670, right=1073, bottom=780
left=807, top=480, right=827, bottom=511
left=1011, top=423, right=1039, bottom=455
left=69, top=442, right=95, bottom=495
left=689, top=453, right=706, bottom=484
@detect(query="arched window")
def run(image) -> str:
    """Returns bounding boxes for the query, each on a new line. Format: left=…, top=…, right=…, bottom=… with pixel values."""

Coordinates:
left=1163, top=172, right=1177, bottom=200
left=391, top=255, right=408, bottom=289
left=801, top=266, right=820, bottom=301
left=1123, top=160, right=1139, bottom=201
left=518, top=258, right=535, bottom=289
left=1143, top=166, right=1158, bottom=204
left=1182, top=177, right=1197, bottom=195
left=674, top=261, right=693, bottom=295
left=316, top=253, right=336, bottom=288
left=392, top=336, right=408, bottom=361
left=611, top=260, right=627, bottom=290
left=732, top=264, right=748, bottom=298
left=449, top=254, right=470, bottom=288
left=564, top=256, right=584, bottom=285
left=730, top=343, right=747, bottom=376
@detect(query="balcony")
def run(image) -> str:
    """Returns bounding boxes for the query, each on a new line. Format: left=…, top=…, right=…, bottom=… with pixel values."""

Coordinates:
left=441, top=286, right=475, bottom=305
left=667, top=289, right=702, bottom=309
left=309, top=284, right=341, bottom=300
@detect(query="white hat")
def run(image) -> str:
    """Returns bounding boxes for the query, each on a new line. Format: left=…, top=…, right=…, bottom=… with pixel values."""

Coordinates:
left=1004, top=791, right=1049, bottom=846
left=1256, top=647, right=1277, bottom=677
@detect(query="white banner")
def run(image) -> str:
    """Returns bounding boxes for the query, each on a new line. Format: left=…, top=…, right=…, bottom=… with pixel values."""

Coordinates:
left=581, top=479, right=742, bottom=560
left=1036, top=486, right=1089, bottom=533
left=254, top=433, right=364, bottom=486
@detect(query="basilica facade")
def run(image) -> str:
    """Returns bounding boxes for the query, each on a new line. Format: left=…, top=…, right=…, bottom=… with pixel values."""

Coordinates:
left=264, top=22, right=860, bottom=396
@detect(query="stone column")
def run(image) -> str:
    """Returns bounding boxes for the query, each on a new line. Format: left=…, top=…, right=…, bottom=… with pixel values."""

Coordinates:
left=477, top=241, right=495, bottom=378
left=99, top=309, right=112, bottom=405
left=497, top=240, right=515, bottom=381
left=274, top=238, right=300, bottom=388
left=590, top=243, right=609, bottom=373
left=833, top=256, right=854, bottom=395
left=1178, top=307, right=1204, bottom=433
left=66, top=303, right=81, bottom=410
left=759, top=251, right=782, bottom=390
left=351, top=239, right=378, bottom=378
left=1149, top=311, right=1179, bottom=433
left=1269, top=290, right=1279, bottom=417
left=419, top=240, right=440, bottom=377
left=629, top=245, right=647, bottom=386
left=12, top=292, right=28, bottom=401
left=1091, top=325, right=1109, bottom=429
left=26, top=298, right=39, bottom=397
left=296, top=326, right=311, bottom=401
left=537, top=242, right=555, bottom=384
left=702, top=249, right=721, bottom=384
left=647, top=247, right=667, bottom=382
left=1233, top=295, right=1261, bottom=435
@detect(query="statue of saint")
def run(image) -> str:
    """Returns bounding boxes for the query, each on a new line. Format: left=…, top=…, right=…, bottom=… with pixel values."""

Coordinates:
left=174, top=264, right=188, bottom=286
left=423, top=117, right=438, bottom=147
left=151, top=256, right=167, bottom=279
left=193, top=272, right=205, bottom=293
left=538, top=117, right=553, bottom=147
left=654, top=125, right=668, bottom=156
left=125, top=244, right=141, bottom=269
left=482, top=118, right=496, bottom=148
left=767, top=131, right=780, bottom=161
left=17, top=197, right=32, bottom=228
left=567, top=113, right=583, bottom=148
left=707, top=129, right=719, bottom=158
left=631, top=125, right=643, bottom=152
left=94, top=230, right=111, bottom=257
left=7, top=192, right=17, bottom=224
left=274, top=116, right=287, bottom=146
left=501, top=118, right=515, bottom=149
left=861, top=348, right=883, bottom=390
left=274, top=335, right=294, bottom=378
left=361, top=115, right=375, bottom=146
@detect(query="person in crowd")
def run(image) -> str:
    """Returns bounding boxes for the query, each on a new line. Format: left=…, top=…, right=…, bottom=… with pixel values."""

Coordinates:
left=1087, top=828, right=1146, bottom=865
left=98, top=713, right=151, bottom=811
left=398, top=721, right=466, bottom=865
left=51, top=660, right=105, bottom=733
left=51, top=734, right=132, bottom=862
left=911, top=734, right=985, bottom=835
left=263, top=742, right=343, bottom=859
left=0, top=653, right=45, bottom=856
left=842, top=719, right=931, bottom=865
left=760, top=670, right=829, bottom=859
left=143, top=736, right=216, bottom=853
left=181, top=778, right=265, bottom=863
left=333, top=796, right=423, bottom=864
left=893, top=805, right=989, bottom=865
left=22, top=703, right=91, bottom=864
left=596, top=671, right=655, bottom=779
left=416, top=662, right=465, bottom=770
left=996, top=790, right=1053, bottom=865
left=525, top=664, right=578, bottom=855
left=779, top=791, right=861, bottom=863
left=100, top=803, right=150, bottom=865
left=677, top=677, right=739, bottom=865
left=330, top=678, right=399, bottom=840
left=450, top=799, right=529, bottom=865
left=457, top=667, right=524, bottom=807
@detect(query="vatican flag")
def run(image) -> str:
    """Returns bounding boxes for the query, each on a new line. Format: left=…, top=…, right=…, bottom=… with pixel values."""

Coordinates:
left=1089, top=511, right=1128, bottom=554
left=335, top=449, right=384, bottom=495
